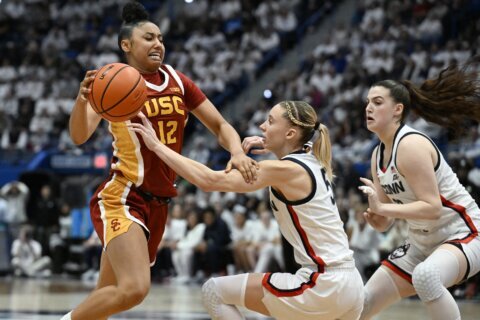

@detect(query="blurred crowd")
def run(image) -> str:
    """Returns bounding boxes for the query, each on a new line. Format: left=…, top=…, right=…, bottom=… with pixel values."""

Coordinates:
left=0, top=0, right=329, bottom=162
left=0, top=0, right=479, bottom=302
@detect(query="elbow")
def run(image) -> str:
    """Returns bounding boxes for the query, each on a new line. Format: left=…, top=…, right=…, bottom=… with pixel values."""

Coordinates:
left=70, top=135, right=86, bottom=146
left=428, top=201, right=443, bottom=220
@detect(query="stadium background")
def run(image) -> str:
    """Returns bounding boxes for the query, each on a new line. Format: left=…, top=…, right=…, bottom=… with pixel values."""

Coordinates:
left=0, top=0, right=479, bottom=319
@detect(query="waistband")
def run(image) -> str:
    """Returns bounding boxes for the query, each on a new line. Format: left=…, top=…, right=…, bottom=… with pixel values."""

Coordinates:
left=134, top=186, right=171, bottom=205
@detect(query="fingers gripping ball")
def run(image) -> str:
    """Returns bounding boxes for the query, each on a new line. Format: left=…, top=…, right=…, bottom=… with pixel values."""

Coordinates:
left=88, top=63, right=148, bottom=122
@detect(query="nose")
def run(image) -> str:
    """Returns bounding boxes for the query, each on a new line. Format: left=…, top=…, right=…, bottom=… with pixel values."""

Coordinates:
left=259, top=121, right=266, bottom=131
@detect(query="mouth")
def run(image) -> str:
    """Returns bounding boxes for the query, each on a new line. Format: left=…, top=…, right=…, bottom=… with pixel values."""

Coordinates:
left=148, top=52, right=163, bottom=61
left=366, top=115, right=374, bottom=122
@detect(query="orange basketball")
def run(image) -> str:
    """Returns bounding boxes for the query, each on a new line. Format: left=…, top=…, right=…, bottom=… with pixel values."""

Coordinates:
left=88, top=63, right=147, bottom=122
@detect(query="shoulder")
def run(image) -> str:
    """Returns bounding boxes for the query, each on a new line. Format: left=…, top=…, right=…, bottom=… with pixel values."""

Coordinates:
left=397, top=133, right=435, bottom=155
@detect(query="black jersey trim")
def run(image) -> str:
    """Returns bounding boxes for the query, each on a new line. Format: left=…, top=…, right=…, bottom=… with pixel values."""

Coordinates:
left=393, top=132, right=441, bottom=173
left=270, top=157, right=316, bottom=205
left=378, top=123, right=405, bottom=172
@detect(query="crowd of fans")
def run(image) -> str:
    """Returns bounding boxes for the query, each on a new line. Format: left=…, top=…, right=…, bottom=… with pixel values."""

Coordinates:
left=0, top=0, right=479, bottom=302
left=0, top=0, right=330, bottom=161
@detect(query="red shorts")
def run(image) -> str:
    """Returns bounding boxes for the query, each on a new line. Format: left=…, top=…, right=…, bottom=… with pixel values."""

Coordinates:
left=90, top=173, right=169, bottom=265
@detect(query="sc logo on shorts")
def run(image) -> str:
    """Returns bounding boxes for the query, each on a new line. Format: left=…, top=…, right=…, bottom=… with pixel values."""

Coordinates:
left=389, top=243, right=410, bottom=260
left=111, top=219, right=121, bottom=232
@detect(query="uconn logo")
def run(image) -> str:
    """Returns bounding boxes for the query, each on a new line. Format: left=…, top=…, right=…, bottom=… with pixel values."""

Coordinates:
left=381, top=181, right=405, bottom=195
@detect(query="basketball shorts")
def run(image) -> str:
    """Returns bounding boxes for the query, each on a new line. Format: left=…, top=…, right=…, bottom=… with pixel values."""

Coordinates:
left=261, top=262, right=364, bottom=320
left=90, top=173, right=169, bottom=265
left=382, top=235, right=480, bottom=284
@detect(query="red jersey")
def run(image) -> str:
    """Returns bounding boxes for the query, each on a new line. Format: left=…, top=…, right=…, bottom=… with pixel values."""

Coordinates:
left=108, top=64, right=206, bottom=197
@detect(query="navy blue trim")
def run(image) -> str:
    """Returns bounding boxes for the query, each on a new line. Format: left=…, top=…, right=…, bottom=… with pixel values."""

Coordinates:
left=394, top=132, right=441, bottom=172
left=379, top=123, right=404, bottom=171
left=265, top=270, right=317, bottom=292
left=270, top=157, right=316, bottom=205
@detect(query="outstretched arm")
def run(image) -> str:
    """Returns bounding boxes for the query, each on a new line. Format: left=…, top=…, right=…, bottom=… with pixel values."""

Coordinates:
left=69, top=70, right=102, bottom=145
left=191, top=100, right=258, bottom=182
left=128, top=113, right=287, bottom=193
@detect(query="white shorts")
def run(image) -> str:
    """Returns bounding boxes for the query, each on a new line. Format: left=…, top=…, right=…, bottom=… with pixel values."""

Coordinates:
left=383, top=235, right=480, bottom=283
left=261, top=264, right=364, bottom=320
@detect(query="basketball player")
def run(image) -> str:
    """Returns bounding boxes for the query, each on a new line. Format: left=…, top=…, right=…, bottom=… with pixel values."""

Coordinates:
left=129, top=101, right=364, bottom=320
left=358, top=60, right=480, bottom=320
left=61, top=2, right=257, bottom=320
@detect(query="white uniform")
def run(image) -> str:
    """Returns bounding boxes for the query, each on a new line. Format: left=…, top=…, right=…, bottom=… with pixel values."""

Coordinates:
left=376, top=124, right=480, bottom=282
left=262, top=151, right=364, bottom=320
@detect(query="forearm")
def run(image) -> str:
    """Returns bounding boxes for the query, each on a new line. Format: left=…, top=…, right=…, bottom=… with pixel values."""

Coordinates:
left=152, top=143, right=218, bottom=191
left=377, top=201, right=441, bottom=220
left=216, top=122, right=244, bottom=155
left=69, top=95, right=101, bottom=145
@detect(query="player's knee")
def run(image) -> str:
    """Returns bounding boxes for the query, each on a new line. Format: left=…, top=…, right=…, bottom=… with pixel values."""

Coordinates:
left=202, top=278, right=222, bottom=318
left=118, top=282, right=150, bottom=308
left=412, top=262, right=443, bottom=302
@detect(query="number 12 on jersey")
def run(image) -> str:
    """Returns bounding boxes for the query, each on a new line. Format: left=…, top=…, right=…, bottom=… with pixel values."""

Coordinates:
left=157, top=120, right=178, bottom=144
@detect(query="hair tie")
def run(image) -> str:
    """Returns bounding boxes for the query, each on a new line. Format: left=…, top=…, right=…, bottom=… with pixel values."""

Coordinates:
left=314, top=122, right=320, bottom=130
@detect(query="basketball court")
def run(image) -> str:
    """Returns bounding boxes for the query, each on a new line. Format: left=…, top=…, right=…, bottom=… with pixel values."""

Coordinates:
left=0, top=277, right=478, bottom=320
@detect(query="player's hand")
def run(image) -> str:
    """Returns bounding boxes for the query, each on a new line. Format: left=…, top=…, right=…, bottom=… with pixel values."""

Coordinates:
left=363, top=208, right=393, bottom=231
left=127, top=112, right=162, bottom=151
left=242, top=136, right=269, bottom=155
left=78, top=70, right=97, bottom=102
left=358, top=177, right=382, bottom=214
left=226, top=152, right=259, bottom=183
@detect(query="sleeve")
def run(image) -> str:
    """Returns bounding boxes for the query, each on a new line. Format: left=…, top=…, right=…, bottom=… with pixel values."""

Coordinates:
left=175, top=70, right=207, bottom=112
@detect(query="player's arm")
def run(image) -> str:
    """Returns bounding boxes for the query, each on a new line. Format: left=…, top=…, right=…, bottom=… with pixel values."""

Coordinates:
left=363, top=147, right=395, bottom=232
left=191, top=99, right=258, bottom=182
left=128, top=113, right=289, bottom=193
left=363, top=136, right=442, bottom=220
left=69, top=70, right=102, bottom=145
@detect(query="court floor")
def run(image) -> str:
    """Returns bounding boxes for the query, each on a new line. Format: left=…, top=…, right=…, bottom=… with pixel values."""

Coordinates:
left=0, top=276, right=479, bottom=320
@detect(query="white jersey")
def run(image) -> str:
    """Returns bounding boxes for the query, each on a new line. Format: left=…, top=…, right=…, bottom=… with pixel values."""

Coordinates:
left=376, top=124, right=480, bottom=252
left=269, top=151, right=353, bottom=272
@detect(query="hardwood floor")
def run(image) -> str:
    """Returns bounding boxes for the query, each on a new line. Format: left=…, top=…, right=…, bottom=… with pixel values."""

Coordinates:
left=0, top=277, right=478, bottom=319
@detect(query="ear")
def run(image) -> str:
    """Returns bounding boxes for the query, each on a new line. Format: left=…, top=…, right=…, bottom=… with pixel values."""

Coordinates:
left=120, top=39, right=131, bottom=53
left=285, top=127, right=297, bottom=141
left=394, top=103, right=404, bottom=116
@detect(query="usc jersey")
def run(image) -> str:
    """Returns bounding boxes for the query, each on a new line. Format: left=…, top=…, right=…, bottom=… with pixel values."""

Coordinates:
left=376, top=124, right=480, bottom=252
left=108, top=64, right=206, bottom=197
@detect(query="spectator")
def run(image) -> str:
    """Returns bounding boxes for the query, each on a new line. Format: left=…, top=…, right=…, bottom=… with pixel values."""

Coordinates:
left=194, top=207, right=231, bottom=278
left=11, top=225, right=51, bottom=277
left=347, top=202, right=381, bottom=282
left=0, top=181, right=29, bottom=236
left=171, top=210, right=205, bottom=284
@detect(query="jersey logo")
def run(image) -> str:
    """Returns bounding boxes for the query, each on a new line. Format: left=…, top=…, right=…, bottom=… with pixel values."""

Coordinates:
left=392, top=173, right=399, bottom=181
left=381, top=181, right=405, bottom=194
left=111, top=219, right=121, bottom=232
left=389, top=243, right=410, bottom=260
left=170, top=87, right=181, bottom=93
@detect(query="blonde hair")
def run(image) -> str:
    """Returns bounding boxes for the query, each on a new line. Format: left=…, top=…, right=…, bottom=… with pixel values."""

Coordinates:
left=280, top=101, right=334, bottom=181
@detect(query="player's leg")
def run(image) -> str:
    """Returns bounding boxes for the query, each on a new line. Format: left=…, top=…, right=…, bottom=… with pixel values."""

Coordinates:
left=412, top=244, right=468, bottom=320
left=70, top=223, right=150, bottom=319
left=201, top=273, right=270, bottom=320
left=360, top=266, right=416, bottom=320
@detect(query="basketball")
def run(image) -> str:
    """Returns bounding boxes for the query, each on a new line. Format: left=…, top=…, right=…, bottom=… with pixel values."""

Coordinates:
left=88, top=63, right=148, bottom=122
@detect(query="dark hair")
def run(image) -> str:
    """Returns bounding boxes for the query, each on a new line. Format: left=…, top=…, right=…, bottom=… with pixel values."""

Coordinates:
left=117, top=1, right=150, bottom=50
left=373, top=58, right=480, bottom=132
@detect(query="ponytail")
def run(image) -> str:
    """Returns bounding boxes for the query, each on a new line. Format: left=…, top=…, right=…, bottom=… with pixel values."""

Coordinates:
left=401, top=58, right=480, bottom=131
left=312, top=124, right=334, bottom=181
left=375, top=58, right=480, bottom=133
